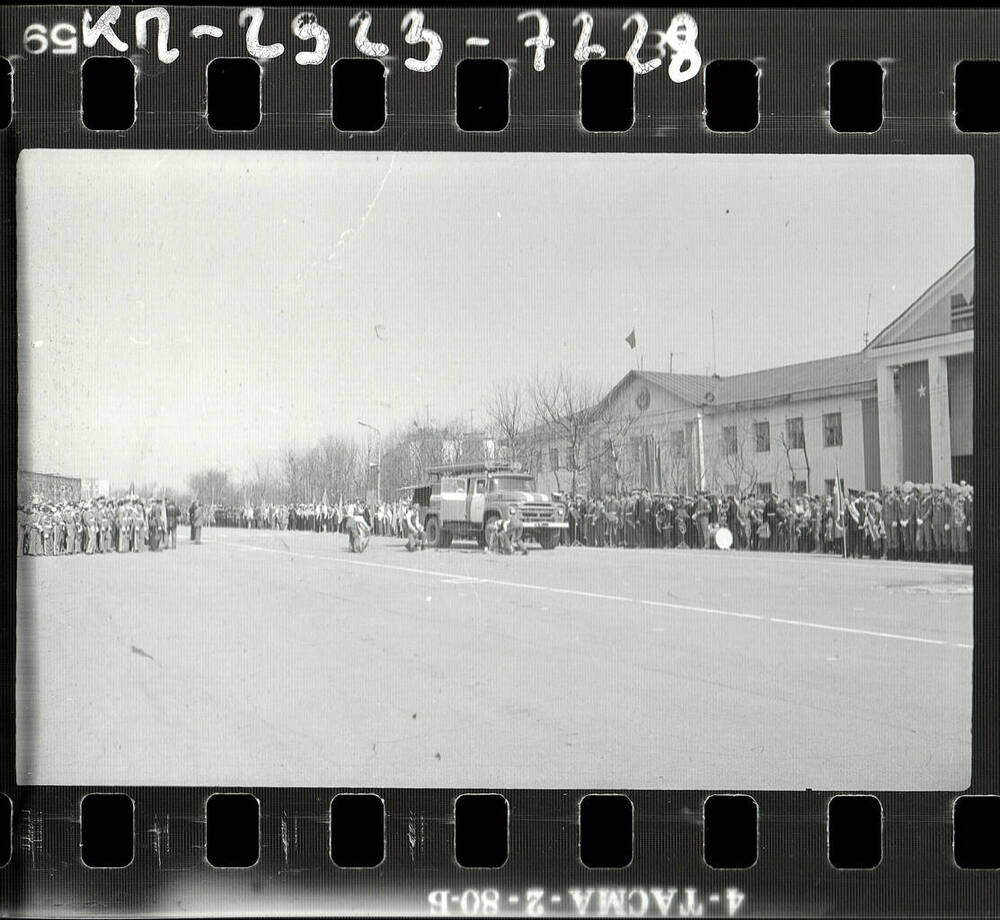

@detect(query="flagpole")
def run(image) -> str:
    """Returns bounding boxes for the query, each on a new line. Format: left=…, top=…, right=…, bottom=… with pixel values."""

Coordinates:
left=836, top=461, right=847, bottom=559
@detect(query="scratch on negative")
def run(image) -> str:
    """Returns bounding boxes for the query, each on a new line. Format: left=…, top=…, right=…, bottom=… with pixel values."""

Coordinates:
left=280, top=813, right=290, bottom=865
left=149, top=815, right=169, bottom=868
left=406, top=813, right=417, bottom=862
left=21, top=809, right=41, bottom=867
left=330, top=150, right=400, bottom=257
left=358, top=150, right=399, bottom=233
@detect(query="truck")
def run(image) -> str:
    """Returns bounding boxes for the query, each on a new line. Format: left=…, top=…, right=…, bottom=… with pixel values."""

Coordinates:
left=408, top=461, right=568, bottom=550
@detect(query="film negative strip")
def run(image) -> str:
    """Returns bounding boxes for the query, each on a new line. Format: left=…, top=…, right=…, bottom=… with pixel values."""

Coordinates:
left=1, top=5, right=997, bottom=917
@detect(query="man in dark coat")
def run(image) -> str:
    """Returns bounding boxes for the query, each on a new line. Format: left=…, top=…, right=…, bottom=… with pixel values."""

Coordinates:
left=166, top=500, right=179, bottom=549
left=764, top=493, right=779, bottom=552
left=148, top=502, right=163, bottom=551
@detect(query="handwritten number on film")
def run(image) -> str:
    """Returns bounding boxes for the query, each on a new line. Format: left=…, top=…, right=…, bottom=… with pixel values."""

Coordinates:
left=23, top=7, right=701, bottom=82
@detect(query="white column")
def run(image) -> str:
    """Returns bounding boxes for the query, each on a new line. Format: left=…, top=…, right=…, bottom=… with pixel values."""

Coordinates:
left=876, top=362, right=900, bottom=486
left=928, top=354, right=952, bottom=484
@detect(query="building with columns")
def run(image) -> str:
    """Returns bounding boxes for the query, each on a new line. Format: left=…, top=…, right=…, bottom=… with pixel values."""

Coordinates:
left=867, top=247, right=973, bottom=488
left=534, top=249, right=973, bottom=497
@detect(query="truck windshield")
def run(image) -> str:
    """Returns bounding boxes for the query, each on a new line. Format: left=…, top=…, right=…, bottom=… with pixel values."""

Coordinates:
left=490, top=476, right=536, bottom=492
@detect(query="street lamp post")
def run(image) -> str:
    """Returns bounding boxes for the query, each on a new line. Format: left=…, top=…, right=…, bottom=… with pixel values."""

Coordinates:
left=357, top=420, right=382, bottom=504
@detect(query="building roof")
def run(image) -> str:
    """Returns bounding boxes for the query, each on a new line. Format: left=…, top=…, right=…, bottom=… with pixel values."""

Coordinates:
left=622, top=251, right=971, bottom=410
left=866, top=247, right=973, bottom=351
left=632, top=351, right=875, bottom=410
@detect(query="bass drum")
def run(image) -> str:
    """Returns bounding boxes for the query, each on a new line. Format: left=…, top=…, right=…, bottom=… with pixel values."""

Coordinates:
left=714, top=526, right=734, bottom=550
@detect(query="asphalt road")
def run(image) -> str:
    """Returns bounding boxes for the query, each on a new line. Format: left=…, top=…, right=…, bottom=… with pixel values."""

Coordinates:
left=16, top=527, right=973, bottom=789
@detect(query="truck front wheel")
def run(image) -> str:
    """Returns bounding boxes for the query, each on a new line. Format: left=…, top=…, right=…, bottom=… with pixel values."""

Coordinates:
left=539, top=530, right=561, bottom=550
left=425, top=516, right=442, bottom=547
left=482, top=514, right=499, bottom=551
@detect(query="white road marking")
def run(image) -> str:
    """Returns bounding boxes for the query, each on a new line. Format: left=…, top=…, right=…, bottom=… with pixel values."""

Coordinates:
left=768, top=617, right=946, bottom=646
left=556, top=542, right=973, bottom=575
left=212, top=537, right=972, bottom=650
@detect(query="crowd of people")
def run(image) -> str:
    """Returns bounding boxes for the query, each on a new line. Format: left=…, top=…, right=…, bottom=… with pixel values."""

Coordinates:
left=16, top=495, right=181, bottom=555
left=18, top=481, right=973, bottom=565
left=207, top=499, right=413, bottom=537
left=555, top=480, right=973, bottom=563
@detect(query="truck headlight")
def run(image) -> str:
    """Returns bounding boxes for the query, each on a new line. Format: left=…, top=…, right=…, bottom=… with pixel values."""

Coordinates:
left=555, top=505, right=565, bottom=518
left=508, top=504, right=519, bottom=514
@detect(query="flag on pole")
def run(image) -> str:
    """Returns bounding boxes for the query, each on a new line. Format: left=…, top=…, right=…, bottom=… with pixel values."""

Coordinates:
left=625, top=329, right=636, bottom=349
left=834, top=460, right=846, bottom=558
left=321, top=488, right=329, bottom=508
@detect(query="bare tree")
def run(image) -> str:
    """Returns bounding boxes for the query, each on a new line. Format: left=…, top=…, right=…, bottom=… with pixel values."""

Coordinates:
left=378, top=418, right=485, bottom=496
left=591, top=392, right=642, bottom=494
left=484, top=380, right=531, bottom=463
left=247, top=455, right=276, bottom=503
left=282, top=448, right=303, bottom=502
left=777, top=430, right=812, bottom=495
left=188, top=467, right=232, bottom=505
left=664, top=429, right=693, bottom=495
left=317, top=435, right=363, bottom=500
left=530, top=368, right=607, bottom=496
left=706, top=414, right=764, bottom=497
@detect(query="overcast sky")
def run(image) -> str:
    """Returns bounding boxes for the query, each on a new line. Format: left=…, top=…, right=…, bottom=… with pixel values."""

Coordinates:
left=17, top=150, right=973, bottom=490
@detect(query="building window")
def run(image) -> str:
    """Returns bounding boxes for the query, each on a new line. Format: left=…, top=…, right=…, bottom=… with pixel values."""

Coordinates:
left=789, top=480, right=807, bottom=497
left=785, top=416, right=805, bottom=450
left=567, top=447, right=576, bottom=470
left=824, top=478, right=845, bottom=496
left=754, top=421, right=770, bottom=453
left=950, top=293, right=974, bottom=332
left=756, top=481, right=772, bottom=499
left=822, top=412, right=843, bottom=447
left=670, top=429, right=685, bottom=458
left=722, top=425, right=738, bottom=455
left=549, top=447, right=560, bottom=470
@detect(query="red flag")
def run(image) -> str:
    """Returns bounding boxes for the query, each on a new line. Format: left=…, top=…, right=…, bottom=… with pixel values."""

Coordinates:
left=898, top=360, right=933, bottom=482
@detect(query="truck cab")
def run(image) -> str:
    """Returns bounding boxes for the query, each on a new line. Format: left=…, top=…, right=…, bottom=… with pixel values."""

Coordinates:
left=421, top=462, right=567, bottom=549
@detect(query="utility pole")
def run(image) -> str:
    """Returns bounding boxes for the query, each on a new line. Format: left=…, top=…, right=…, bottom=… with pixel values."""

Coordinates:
left=696, top=411, right=707, bottom=491
left=711, top=310, right=717, bottom=375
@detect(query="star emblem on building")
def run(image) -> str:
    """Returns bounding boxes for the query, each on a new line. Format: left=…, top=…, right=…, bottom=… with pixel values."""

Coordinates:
left=918, top=383, right=927, bottom=398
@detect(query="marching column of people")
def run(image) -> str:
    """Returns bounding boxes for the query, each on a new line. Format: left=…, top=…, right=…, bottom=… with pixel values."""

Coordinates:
left=554, top=480, right=972, bottom=563
left=16, top=496, right=181, bottom=556
left=205, top=499, right=412, bottom=538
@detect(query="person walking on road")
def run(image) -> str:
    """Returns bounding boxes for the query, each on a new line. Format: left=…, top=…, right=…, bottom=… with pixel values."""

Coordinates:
left=192, top=501, right=204, bottom=545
